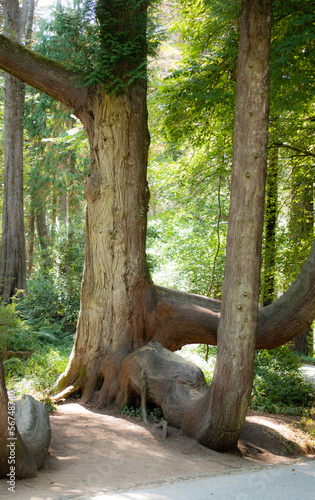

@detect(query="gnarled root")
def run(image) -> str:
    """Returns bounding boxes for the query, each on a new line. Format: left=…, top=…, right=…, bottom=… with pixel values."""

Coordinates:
left=119, top=341, right=208, bottom=430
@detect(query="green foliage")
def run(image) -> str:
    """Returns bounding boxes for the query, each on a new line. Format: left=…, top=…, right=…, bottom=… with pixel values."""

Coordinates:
left=35, top=0, right=163, bottom=93
left=250, top=347, right=315, bottom=415
left=147, top=147, right=229, bottom=295
left=15, top=267, right=81, bottom=345
left=148, top=0, right=315, bottom=307
left=176, top=344, right=314, bottom=415
left=0, top=302, right=35, bottom=354
left=177, top=344, right=215, bottom=384
left=5, top=345, right=70, bottom=399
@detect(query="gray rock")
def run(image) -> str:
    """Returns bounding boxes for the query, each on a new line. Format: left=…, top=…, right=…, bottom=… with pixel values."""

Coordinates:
left=14, top=395, right=51, bottom=470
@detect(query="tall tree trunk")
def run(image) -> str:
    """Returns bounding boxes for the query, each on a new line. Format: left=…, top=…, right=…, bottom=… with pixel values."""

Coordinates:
left=36, top=204, right=52, bottom=269
left=57, top=86, right=152, bottom=404
left=181, top=0, right=273, bottom=452
left=0, top=0, right=35, bottom=301
left=0, top=71, right=26, bottom=300
left=262, top=147, right=278, bottom=305
left=27, top=209, right=35, bottom=275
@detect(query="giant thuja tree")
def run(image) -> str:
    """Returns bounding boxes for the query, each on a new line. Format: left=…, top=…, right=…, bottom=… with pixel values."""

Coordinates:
left=0, top=0, right=314, bottom=461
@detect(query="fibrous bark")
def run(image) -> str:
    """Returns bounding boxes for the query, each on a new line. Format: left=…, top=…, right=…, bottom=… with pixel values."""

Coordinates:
left=0, top=0, right=38, bottom=301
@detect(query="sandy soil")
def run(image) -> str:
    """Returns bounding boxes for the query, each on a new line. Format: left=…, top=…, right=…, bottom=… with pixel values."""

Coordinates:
left=1, top=402, right=314, bottom=500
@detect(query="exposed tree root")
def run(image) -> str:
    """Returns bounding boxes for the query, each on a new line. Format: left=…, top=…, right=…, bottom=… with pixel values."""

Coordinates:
left=118, top=341, right=208, bottom=429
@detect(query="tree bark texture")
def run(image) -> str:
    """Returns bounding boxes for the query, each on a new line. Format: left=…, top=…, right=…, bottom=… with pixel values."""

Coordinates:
left=57, top=86, right=152, bottom=404
left=181, top=0, right=273, bottom=452
left=0, top=0, right=29, bottom=301
left=0, top=72, right=27, bottom=300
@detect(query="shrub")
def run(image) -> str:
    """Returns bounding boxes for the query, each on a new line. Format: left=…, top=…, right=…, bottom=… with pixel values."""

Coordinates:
left=15, top=271, right=77, bottom=344
left=0, top=302, right=35, bottom=354
left=5, top=346, right=70, bottom=398
left=250, top=346, right=315, bottom=415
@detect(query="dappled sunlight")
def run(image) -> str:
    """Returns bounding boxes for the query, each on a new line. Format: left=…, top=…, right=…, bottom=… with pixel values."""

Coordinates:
left=0, top=402, right=251, bottom=500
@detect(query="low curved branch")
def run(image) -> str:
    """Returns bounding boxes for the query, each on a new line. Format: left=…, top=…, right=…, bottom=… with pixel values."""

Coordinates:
left=0, top=35, right=87, bottom=112
left=152, top=237, right=315, bottom=350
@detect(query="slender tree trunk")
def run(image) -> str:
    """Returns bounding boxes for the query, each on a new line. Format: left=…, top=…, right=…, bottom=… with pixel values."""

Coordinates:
left=60, top=162, right=68, bottom=226
left=262, top=147, right=278, bottom=305
left=181, top=0, right=273, bottom=452
left=36, top=205, right=52, bottom=269
left=27, top=209, right=35, bottom=275
left=0, top=0, right=35, bottom=301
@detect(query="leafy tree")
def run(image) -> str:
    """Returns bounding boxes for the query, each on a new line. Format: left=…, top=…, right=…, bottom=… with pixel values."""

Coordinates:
left=0, top=0, right=313, bottom=468
left=155, top=0, right=315, bottom=306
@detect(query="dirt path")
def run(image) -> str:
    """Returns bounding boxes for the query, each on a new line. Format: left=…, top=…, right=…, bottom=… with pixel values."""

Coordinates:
left=1, top=402, right=314, bottom=500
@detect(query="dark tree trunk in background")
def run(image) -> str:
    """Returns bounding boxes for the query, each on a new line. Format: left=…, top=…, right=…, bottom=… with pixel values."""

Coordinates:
left=27, top=209, right=35, bottom=275
left=262, top=147, right=278, bottom=306
left=181, top=0, right=273, bottom=451
left=0, top=71, right=26, bottom=300
left=36, top=204, right=52, bottom=269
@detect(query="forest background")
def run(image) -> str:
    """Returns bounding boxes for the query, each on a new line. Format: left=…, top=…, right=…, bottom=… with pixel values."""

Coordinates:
left=0, top=0, right=314, bottom=421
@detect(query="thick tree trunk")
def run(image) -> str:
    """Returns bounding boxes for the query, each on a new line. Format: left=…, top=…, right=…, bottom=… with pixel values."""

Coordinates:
left=289, top=162, right=314, bottom=355
left=57, top=86, right=152, bottom=404
left=181, top=0, right=273, bottom=452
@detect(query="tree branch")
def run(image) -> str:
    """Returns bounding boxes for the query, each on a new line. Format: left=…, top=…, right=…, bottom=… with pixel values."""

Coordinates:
left=270, top=142, right=315, bottom=159
left=0, top=34, right=88, bottom=112
left=152, top=237, right=315, bottom=350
